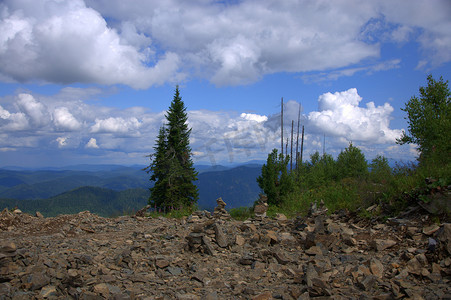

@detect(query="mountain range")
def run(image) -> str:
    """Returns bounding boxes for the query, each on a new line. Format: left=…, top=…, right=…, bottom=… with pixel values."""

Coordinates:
left=0, top=163, right=262, bottom=217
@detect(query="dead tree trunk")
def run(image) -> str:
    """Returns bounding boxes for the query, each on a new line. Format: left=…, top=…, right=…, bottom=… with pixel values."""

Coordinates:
left=300, top=125, right=305, bottom=165
left=296, top=104, right=301, bottom=171
left=281, top=97, right=284, bottom=158
left=290, top=120, right=294, bottom=172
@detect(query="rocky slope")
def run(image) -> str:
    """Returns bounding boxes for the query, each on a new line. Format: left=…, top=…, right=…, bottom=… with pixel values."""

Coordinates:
left=0, top=205, right=450, bottom=299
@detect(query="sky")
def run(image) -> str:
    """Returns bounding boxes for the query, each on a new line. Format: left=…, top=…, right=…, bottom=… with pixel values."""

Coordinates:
left=0, top=0, right=450, bottom=168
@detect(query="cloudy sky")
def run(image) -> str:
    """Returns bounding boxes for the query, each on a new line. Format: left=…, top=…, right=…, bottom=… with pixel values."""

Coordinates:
left=0, top=0, right=450, bottom=168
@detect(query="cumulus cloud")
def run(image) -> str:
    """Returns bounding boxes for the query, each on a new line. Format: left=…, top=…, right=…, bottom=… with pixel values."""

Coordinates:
left=91, top=117, right=142, bottom=135
left=0, top=0, right=180, bottom=88
left=0, top=0, right=449, bottom=87
left=306, top=88, right=402, bottom=144
left=16, top=94, right=49, bottom=127
left=0, top=105, right=29, bottom=131
left=240, top=113, right=268, bottom=123
left=85, top=138, right=99, bottom=149
left=0, top=87, right=412, bottom=167
left=53, top=107, right=81, bottom=131
left=56, top=137, right=68, bottom=148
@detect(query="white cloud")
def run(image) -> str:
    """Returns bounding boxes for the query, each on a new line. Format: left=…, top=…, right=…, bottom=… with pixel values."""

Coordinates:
left=240, top=113, right=268, bottom=123
left=16, top=93, right=49, bottom=127
left=0, top=87, right=414, bottom=167
left=307, top=88, right=402, bottom=144
left=302, top=59, right=401, bottom=83
left=0, top=0, right=180, bottom=88
left=53, top=107, right=81, bottom=131
left=85, top=138, right=99, bottom=149
left=56, top=137, right=68, bottom=148
left=91, top=117, right=142, bottom=135
left=0, top=104, right=29, bottom=131
left=0, top=0, right=448, bottom=87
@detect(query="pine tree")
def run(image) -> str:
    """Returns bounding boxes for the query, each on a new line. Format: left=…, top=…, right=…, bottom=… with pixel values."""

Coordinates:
left=147, top=86, right=199, bottom=210
left=257, top=149, right=294, bottom=206
left=148, top=126, right=169, bottom=208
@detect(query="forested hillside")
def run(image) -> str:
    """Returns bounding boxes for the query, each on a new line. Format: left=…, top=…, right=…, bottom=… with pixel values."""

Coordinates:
left=0, top=164, right=262, bottom=217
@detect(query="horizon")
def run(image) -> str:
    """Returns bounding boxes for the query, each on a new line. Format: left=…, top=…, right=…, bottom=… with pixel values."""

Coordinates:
left=1, top=1, right=450, bottom=168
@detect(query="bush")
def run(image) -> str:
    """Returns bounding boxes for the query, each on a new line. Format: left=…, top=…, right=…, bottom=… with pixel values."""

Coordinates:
left=229, top=206, right=254, bottom=220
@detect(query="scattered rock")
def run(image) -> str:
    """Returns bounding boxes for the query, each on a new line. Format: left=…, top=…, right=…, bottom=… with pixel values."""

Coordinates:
left=371, top=239, right=397, bottom=251
left=0, top=207, right=449, bottom=298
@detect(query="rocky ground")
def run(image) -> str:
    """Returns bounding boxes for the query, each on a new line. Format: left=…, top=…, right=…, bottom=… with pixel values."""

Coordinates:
left=0, top=205, right=450, bottom=299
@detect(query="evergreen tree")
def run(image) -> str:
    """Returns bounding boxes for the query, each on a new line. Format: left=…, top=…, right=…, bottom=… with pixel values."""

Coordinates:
left=257, top=149, right=293, bottom=206
left=147, top=86, right=198, bottom=210
left=148, top=126, right=169, bottom=208
left=303, top=152, right=337, bottom=188
left=336, top=143, right=368, bottom=180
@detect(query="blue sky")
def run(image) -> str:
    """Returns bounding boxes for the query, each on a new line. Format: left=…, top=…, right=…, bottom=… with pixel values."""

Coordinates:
left=0, top=0, right=450, bottom=168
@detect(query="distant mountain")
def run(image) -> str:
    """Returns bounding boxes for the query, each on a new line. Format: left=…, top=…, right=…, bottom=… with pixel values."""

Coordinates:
left=196, top=165, right=262, bottom=210
left=0, top=186, right=148, bottom=217
left=0, top=168, right=148, bottom=199
left=0, top=163, right=263, bottom=215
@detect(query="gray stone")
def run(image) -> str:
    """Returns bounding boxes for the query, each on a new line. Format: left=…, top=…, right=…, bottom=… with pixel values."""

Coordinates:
left=213, top=223, right=228, bottom=248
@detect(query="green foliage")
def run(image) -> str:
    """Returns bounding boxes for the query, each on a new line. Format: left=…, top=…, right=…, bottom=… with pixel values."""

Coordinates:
left=397, top=75, right=451, bottom=165
left=256, top=149, right=294, bottom=206
left=147, top=86, right=199, bottom=210
left=369, top=155, right=392, bottom=184
left=299, top=152, right=337, bottom=189
left=336, top=142, right=368, bottom=180
left=229, top=206, right=254, bottom=220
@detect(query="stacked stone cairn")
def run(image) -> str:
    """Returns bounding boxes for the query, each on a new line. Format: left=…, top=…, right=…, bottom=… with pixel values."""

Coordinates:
left=213, top=197, right=231, bottom=220
left=186, top=198, right=230, bottom=256
left=253, top=194, right=268, bottom=219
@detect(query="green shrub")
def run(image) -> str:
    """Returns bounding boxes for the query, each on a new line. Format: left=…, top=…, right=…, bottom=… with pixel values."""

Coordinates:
left=229, top=206, right=254, bottom=220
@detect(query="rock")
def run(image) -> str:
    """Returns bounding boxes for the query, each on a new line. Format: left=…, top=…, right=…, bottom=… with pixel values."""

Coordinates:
left=265, top=230, right=278, bottom=245
left=0, top=203, right=449, bottom=298
left=35, top=211, right=44, bottom=218
left=39, top=285, right=58, bottom=298
left=275, top=213, right=287, bottom=221
left=371, top=239, right=397, bottom=251
left=202, top=235, right=216, bottom=256
left=167, top=266, right=183, bottom=276
left=305, top=246, right=323, bottom=256
left=0, top=282, right=11, bottom=296
left=239, top=253, right=254, bottom=265
left=28, top=273, right=50, bottom=290
left=370, top=258, right=384, bottom=279
left=155, top=256, right=170, bottom=269
left=423, top=224, right=440, bottom=235
left=273, top=249, right=290, bottom=265
left=0, top=241, right=16, bottom=253
left=213, top=223, right=228, bottom=248
left=357, top=275, right=377, bottom=291
left=235, top=235, right=246, bottom=246
left=407, top=253, right=428, bottom=276
left=254, top=194, right=268, bottom=218
left=135, top=205, right=150, bottom=217
left=437, top=223, right=451, bottom=254
left=93, top=283, right=110, bottom=296
left=252, top=291, right=272, bottom=300
left=314, top=215, right=325, bottom=233
left=213, top=197, right=231, bottom=220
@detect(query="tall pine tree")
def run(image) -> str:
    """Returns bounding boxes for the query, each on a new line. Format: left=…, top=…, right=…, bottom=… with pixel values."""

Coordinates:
left=147, top=86, right=198, bottom=210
